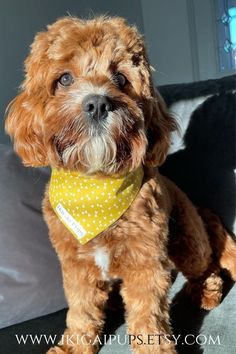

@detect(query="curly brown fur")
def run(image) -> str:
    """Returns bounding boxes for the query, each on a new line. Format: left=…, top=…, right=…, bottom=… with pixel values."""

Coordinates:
left=5, top=16, right=236, bottom=354
left=198, top=208, right=236, bottom=281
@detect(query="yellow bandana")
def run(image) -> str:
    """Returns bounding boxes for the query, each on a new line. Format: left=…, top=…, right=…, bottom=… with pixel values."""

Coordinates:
left=49, top=166, right=144, bottom=244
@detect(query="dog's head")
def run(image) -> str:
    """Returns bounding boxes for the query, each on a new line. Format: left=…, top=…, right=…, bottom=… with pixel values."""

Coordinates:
left=5, top=16, right=176, bottom=175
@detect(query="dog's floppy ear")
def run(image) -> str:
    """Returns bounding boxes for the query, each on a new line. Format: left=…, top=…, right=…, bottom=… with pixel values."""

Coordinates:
left=5, top=92, right=47, bottom=167
left=144, top=90, right=177, bottom=167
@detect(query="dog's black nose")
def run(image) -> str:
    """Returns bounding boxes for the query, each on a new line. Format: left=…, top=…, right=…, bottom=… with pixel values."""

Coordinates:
left=82, top=94, right=113, bottom=120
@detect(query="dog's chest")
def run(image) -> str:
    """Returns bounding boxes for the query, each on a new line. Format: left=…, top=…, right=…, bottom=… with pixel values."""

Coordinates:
left=93, top=247, right=110, bottom=280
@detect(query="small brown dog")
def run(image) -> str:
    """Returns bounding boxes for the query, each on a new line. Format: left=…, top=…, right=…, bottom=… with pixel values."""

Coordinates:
left=5, top=16, right=236, bottom=354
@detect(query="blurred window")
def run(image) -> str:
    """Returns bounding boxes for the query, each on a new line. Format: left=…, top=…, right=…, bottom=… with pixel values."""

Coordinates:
left=215, top=0, right=236, bottom=72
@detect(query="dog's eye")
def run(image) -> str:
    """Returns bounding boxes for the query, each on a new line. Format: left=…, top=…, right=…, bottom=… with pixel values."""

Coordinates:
left=114, top=73, right=127, bottom=88
left=58, top=73, right=74, bottom=87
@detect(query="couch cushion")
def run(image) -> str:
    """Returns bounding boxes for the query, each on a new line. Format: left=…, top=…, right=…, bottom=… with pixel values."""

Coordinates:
left=0, top=145, right=67, bottom=328
left=159, top=74, right=236, bottom=234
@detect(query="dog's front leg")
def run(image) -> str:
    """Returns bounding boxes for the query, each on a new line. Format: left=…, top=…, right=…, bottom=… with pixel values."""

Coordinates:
left=120, top=259, right=176, bottom=354
left=47, top=258, right=109, bottom=354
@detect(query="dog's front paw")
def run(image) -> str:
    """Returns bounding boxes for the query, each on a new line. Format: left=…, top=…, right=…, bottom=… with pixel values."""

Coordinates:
left=46, top=346, right=68, bottom=354
left=46, top=344, right=97, bottom=354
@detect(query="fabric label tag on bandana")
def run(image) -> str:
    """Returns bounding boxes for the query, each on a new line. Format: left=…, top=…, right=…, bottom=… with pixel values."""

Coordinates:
left=55, top=203, right=87, bottom=239
left=49, top=166, right=144, bottom=244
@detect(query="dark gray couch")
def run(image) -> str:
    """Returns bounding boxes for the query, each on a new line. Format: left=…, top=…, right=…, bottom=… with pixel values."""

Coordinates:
left=0, top=75, right=235, bottom=354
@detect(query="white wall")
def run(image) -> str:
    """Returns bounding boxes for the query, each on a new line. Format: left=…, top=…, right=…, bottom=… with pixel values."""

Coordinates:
left=141, top=0, right=195, bottom=85
left=141, top=0, right=234, bottom=86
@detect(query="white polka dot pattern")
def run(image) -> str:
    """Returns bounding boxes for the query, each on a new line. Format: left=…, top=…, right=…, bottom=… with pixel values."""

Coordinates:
left=49, top=166, right=144, bottom=244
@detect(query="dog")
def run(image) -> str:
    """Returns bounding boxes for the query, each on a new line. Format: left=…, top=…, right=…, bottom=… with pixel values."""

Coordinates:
left=5, top=16, right=236, bottom=354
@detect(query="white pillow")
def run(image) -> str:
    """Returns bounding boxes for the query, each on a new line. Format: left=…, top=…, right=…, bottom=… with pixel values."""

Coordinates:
left=0, top=145, right=67, bottom=328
